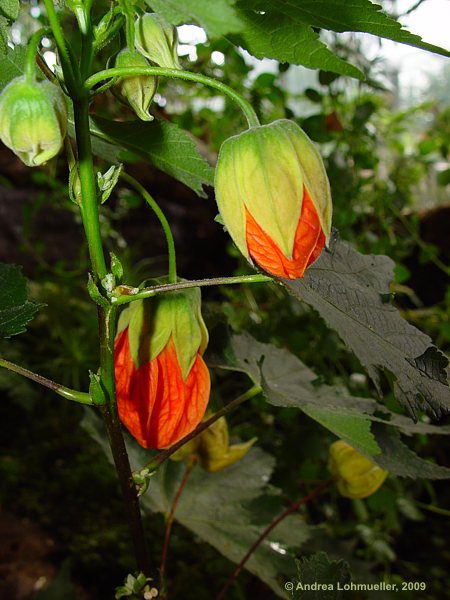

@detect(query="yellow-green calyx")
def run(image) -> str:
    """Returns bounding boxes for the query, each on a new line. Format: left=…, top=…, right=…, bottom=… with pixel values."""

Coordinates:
left=0, top=76, right=67, bottom=167
left=214, top=119, right=332, bottom=262
left=112, top=48, right=157, bottom=121
left=117, top=287, right=208, bottom=380
left=135, top=13, right=181, bottom=70
left=328, top=440, right=388, bottom=499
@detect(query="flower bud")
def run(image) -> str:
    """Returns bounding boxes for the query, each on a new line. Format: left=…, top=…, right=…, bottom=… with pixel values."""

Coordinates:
left=135, top=13, right=181, bottom=69
left=0, top=76, right=67, bottom=167
left=112, top=48, right=157, bottom=121
left=214, top=119, right=332, bottom=279
left=328, top=441, right=388, bottom=499
left=114, top=288, right=210, bottom=449
left=198, top=417, right=256, bottom=472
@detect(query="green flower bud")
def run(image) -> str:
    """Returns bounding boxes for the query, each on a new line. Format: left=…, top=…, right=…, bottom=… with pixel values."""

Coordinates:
left=0, top=76, right=67, bottom=167
left=215, top=119, right=332, bottom=279
left=135, top=13, right=181, bottom=69
left=328, top=441, right=388, bottom=499
left=112, top=48, right=157, bottom=121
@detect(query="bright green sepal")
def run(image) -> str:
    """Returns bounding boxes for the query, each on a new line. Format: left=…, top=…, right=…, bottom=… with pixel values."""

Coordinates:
left=117, top=286, right=208, bottom=379
left=112, top=48, right=157, bottom=121
left=134, top=12, right=181, bottom=70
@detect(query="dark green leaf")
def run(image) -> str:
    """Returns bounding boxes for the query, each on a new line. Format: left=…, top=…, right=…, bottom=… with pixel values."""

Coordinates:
left=437, top=168, right=450, bottom=186
left=239, top=0, right=450, bottom=57
left=372, top=425, right=450, bottom=479
left=82, top=411, right=311, bottom=598
left=0, top=263, right=42, bottom=338
left=0, top=44, right=26, bottom=85
left=0, top=0, right=19, bottom=21
left=0, top=16, right=8, bottom=55
left=292, top=552, right=351, bottom=599
left=280, top=238, right=450, bottom=419
left=146, top=0, right=244, bottom=37
left=89, top=116, right=214, bottom=197
left=232, top=6, right=363, bottom=79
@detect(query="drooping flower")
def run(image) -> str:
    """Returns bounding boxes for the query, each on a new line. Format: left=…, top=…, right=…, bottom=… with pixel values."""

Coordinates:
left=114, top=289, right=210, bottom=449
left=134, top=12, right=181, bottom=69
left=328, top=440, right=388, bottom=499
left=214, top=119, right=332, bottom=279
left=112, top=48, right=157, bottom=121
left=0, top=76, right=67, bottom=167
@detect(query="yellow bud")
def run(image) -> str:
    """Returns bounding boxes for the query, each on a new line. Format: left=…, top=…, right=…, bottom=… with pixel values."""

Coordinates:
left=199, top=417, right=257, bottom=472
left=328, top=441, right=388, bottom=499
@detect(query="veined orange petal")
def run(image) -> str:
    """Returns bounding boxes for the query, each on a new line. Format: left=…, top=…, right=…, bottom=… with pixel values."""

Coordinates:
left=115, top=334, right=210, bottom=449
left=245, top=186, right=325, bottom=279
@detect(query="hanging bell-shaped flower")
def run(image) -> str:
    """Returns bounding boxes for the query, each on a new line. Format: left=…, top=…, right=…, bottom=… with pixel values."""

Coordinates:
left=134, top=12, right=181, bottom=69
left=214, top=119, right=332, bottom=279
left=112, top=48, right=157, bottom=121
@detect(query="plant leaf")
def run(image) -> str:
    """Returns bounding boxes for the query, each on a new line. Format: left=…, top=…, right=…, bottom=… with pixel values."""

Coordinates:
left=232, top=7, right=364, bottom=79
left=280, top=238, right=450, bottom=419
left=0, top=45, right=26, bottom=87
left=0, top=263, right=42, bottom=338
left=372, top=425, right=450, bottom=479
left=0, top=0, right=19, bottom=21
left=89, top=116, right=214, bottom=197
left=146, top=0, right=244, bottom=37
left=82, top=410, right=311, bottom=598
left=292, top=552, right=351, bottom=599
left=229, top=0, right=450, bottom=79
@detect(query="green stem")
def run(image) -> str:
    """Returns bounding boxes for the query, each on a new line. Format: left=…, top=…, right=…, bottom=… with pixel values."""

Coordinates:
left=113, top=275, right=273, bottom=305
left=79, top=1, right=94, bottom=79
left=0, top=357, right=91, bottom=405
left=72, top=96, right=108, bottom=280
left=415, top=501, right=450, bottom=517
left=120, top=172, right=177, bottom=283
left=85, top=67, right=261, bottom=128
left=43, top=0, right=80, bottom=94
left=25, top=28, right=51, bottom=82
left=141, top=385, right=262, bottom=472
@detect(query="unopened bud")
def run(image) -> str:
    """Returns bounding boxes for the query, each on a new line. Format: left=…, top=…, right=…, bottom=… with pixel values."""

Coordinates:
left=135, top=13, right=180, bottom=69
left=0, top=76, right=67, bottom=167
left=112, top=48, right=157, bottom=121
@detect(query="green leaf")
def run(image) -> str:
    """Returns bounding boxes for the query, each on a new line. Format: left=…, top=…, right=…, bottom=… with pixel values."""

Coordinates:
left=280, top=238, right=450, bottom=419
left=0, top=44, right=26, bottom=86
left=292, top=552, right=351, bottom=599
left=208, top=331, right=381, bottom=456
left=146, top=0, right=244, bottom=37
left=0, top=0, right=19, bottom=21
left=238, top=0, right=450, bottom=58
left=0, top=16, right=8, bottom=55
left=0, top=263, right=42, bottom=338
left=89, top=116, right=214, bottom=197
left=233, top=7, right=364, bottom=79
left=82, top=411, right=311, bottom=598
left=372, top=425, right=450, bottom=479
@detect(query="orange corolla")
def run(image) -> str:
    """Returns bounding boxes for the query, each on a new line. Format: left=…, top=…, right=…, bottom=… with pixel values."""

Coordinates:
left=214, top=119, right=332, bottom=279
left=114, top=289, right=210, bottom=449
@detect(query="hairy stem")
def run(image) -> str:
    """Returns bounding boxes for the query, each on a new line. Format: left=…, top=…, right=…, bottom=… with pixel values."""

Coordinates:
left=0, top=357, right=91, bottom=404
left=25, top=28, right=51, bottom=81
left=113, top=275, right=273, bottom=305
left=216, top=479, right=335, bottom=600
left=120, top=172, right=177, bottom=283
left=85, top=67, right=260, bottom=128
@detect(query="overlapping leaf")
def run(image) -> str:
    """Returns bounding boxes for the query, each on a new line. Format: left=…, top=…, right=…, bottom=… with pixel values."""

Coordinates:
left=89, top=116, right=214, bottom=197
left=292, top=552, right=351, bottom=599
left=82, top=411, right=310, bottom=598
left=280, top=238, right=450, bottom=419
left=0, top=263, right=42, bottom=338
left=0, top=0, right=19, bottom=56
left=0, top=45, right=26, bottom=88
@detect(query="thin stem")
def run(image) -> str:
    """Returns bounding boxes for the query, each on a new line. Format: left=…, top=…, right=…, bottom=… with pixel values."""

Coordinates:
left=79, top=1, right=94, bottom=79
left=43, top=0, right=80, bottom=94
left=120, top=172, right=177, bottom=283
left=140, top=385, right=262, bottom=473
left=113, top=275, right=273, bottom=305
left=97, top=306, right=152, bottom=575
left=25, top=28, right=51, bottom=81
left=85, top=67, right=261, bottom=128
left=415, top=501, right=450, bottom=517
left=0, top=357, right=91, bottom=405
left=216, top=479, right=335, bottom=600
left=73, top=96, right=108, bottom=280
left=159, top=458, right=197, bottom=597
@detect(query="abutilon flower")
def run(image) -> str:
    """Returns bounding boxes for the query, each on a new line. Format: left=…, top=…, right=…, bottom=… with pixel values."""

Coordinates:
left=214, top=119, right=332, bottom=279
left=328, top=440, right=388, bottom=499
left=114, top=289, right=210, bottom=449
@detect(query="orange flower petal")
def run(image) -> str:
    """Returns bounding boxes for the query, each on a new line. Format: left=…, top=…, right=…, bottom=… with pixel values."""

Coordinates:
left=245, top=186, right=325, bottom=279
left=115, top=333, right=210, bottom=449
